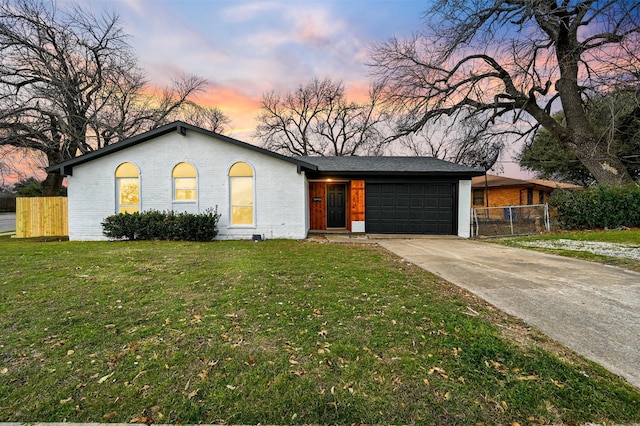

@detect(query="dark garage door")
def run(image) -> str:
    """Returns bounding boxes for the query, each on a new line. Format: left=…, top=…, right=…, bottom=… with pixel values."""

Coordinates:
left=365, top=182, right=455, bottom=234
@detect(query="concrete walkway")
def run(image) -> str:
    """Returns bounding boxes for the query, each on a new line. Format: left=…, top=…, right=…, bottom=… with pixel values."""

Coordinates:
left=373, top=237, right=640, bottom=389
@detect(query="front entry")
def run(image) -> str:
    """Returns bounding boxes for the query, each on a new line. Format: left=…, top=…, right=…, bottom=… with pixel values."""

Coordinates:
left=326, top=184, right=346, bottom=228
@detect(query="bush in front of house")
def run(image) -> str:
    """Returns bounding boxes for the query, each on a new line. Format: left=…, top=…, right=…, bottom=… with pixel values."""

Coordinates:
left=102, top=208, right=220, bottom=241
left=550, top=185, right=640, bottom=229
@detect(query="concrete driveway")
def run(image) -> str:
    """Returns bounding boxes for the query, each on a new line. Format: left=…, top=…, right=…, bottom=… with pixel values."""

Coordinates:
left=0, top=213, right=15, bottom=233
left=375, top=237, right=640, bottom=389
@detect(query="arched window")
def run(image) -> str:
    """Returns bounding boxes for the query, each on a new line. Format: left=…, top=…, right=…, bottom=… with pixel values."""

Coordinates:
left=172, top=162, right=197, bottom=201
left=115, top=162, right=139, bottom=213
left=229, top=162, right=254, bottom=225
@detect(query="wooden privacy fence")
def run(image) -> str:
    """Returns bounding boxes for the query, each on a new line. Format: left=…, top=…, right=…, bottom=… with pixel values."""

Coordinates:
left=16, top=196, right=68, bottom=238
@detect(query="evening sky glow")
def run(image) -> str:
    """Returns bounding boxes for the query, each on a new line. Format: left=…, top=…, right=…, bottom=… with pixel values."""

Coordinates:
left=79, top=0, right=427, bottom=139
left=2, top=0, right=530, bottom=184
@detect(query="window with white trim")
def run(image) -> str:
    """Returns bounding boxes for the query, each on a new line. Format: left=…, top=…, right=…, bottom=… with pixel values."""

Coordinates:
left=115, top=162, right=139, bottom=213
left=229, top=162, right=254, bottom=225
left=172, top=162, right=197, bottom=201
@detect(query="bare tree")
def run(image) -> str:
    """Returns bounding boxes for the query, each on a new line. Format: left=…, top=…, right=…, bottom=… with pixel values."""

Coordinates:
left=89, top=72, right=208, bottom=148
left=0, top=155, right=7, bottom=187
left=370, top=0, right=640, bottom=185
left=172, top=104, right=231, bottom=134
left=0, top=0, right=207, bottom=195
left=399, top=114, right=504, bottom=171
left=255, top=78, right=391, bottom=156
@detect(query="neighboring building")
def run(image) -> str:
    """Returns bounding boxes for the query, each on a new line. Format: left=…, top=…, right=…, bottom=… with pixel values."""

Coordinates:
left=46, top=122, right=484, bottom=240
left=0, top=191, right=16, bottom=213
left=471, top=174, right=582, bottom=208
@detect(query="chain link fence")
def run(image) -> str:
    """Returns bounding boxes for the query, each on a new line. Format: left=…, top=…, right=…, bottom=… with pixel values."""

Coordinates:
left=471, top=204, right=550, bottom=237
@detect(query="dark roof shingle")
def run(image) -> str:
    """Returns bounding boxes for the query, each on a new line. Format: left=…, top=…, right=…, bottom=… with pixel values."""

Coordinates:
left=295, top=156, right=484, bottom=176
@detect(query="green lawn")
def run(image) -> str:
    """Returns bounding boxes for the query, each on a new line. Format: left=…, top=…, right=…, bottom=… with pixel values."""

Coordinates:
left=1, top=237, right=639, bottom=424
left=500, top=229, right=640, bottom=272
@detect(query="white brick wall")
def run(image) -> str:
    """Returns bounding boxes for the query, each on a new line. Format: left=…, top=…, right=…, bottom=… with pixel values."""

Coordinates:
left=457, top=179, right=472, bottom=238
left=67, top=131, right=308, bottom=240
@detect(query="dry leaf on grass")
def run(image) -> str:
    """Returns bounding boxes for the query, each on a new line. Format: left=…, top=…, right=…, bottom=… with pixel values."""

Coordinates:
left=197, top=369, right=208, bottom=380
left=103, top=411, right=118, bottom=420
left=97, top=371, right=115, bottom=384
left=517, top=375, right=538, bottom=381
left=130, top=415, right=154, bottom=424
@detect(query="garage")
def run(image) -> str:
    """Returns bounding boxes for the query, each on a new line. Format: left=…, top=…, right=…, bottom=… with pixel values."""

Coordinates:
left=365, top=182, right=456, bottom=234
left=297, top=156, right=483, bottom=238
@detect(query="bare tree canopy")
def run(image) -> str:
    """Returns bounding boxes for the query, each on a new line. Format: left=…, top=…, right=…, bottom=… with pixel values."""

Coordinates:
left=0, top=0, right=208, bottom=194
left=255, top=77, right=391, bottom=156
left=400, top=114, right=505, bottom=171
left=174, top=104, right=231, bottom=134
left=370, top=0, right=640, bottom=185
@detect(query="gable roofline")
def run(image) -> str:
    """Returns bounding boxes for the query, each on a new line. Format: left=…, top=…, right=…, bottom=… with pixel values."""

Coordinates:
left=45, top=121, right=318, bottom=176
left=472, top=174, right=533, bottom=188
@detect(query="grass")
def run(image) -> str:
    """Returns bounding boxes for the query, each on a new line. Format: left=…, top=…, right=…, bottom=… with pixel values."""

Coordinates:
left=499, top=229, right=640, bottom=272
left=1, top=236, right=639, bottom=424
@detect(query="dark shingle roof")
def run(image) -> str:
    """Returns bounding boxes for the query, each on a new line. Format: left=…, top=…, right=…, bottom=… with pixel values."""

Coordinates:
left=45, top=120, right=483, bottom=179
left=295, top=156, right=484, bottom=176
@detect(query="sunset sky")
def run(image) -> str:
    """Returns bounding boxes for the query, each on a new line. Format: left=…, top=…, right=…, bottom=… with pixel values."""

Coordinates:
left=2, top=0, right=530, bottom=185
left=79, top=0, right=426, bottom=136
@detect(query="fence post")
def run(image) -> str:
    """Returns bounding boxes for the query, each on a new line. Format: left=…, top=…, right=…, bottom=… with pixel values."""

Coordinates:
left=508, top=207, right=514, bottom=235
left=471, top=208, right=478, bottom=237
left=544, top=203, right=550, bottom=232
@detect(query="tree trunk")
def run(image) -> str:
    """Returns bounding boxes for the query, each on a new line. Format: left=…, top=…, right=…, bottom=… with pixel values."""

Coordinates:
left=553, top=30, right=634, bottom=186
left=556, top=77, right=633, bottom=185
left=569, top=133, right=633, bottom=186
left=42, top=173, right=64, bottom=196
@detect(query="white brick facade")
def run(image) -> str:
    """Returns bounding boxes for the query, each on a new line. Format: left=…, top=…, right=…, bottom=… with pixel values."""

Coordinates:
left=54, top=123, right=483, bottom=240
left=457, top=179, right=472, bottom=238
left=67, top=131, right=308, bottom=240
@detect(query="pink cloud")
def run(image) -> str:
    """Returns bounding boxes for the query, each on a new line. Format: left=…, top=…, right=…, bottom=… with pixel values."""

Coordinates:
left=195, top=85, right=262, bottom=139
left=1, top=146, right=48, bottom=186
left=237, top=4, right=347, bottom=50
left=344, top=81, right=373, bottom=103
left=120, top=0, right=145, bottom=15
left=220, top=2, right=280, bottom=22
left=288, top=7, right=346, bottom=47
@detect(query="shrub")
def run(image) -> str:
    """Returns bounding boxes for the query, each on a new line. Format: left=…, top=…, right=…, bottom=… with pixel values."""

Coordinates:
left=102, top=208, right=220, bottom=241
left=550, top=185, right=640, bottom=229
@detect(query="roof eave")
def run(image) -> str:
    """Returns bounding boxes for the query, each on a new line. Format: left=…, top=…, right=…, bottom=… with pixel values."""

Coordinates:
left=45, top=123, right=180, bottom=176
left=307, top=170, right=485, bottom=178
left=45, top=121, right=319, bottom=176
